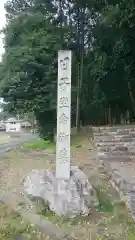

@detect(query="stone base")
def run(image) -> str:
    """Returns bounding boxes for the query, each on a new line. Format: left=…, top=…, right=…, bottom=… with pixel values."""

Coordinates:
left=23, top=166, right=98, bottom=218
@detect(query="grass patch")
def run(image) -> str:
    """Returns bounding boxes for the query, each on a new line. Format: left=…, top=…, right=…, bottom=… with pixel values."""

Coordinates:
left=23, top=130, right=89, bottom=151
left=35, top=194, right=135, bottom=239
left=23, top=139, right=55, bottom=150
left=2, top=199, right=135, bottom=240
left=32, top=198, right=70, bottom=228
left=95, top=185, right=114, bottom=213
left=0, top=204, right=44, bottom=240
left=127, top=218, right=135, bottom=240
left=71, top=129, right=92, bottom=147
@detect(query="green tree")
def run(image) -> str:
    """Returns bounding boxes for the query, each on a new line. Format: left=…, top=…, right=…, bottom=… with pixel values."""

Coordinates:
left=0, top=5, right=63, bottom=138
left=1, top=0, right=135, bottom=137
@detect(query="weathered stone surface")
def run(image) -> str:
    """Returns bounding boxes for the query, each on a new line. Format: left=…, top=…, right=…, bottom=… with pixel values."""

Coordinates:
left=107, top=151, right=134, bottom=156
left=93, top=125, right=135, bottom=221
left=23, top=166, right=98, bottom=218
left=94, top=136, right=114, bottom=142
left=116, top=134, right=135, bottom=138
left=13, top=236, right=26, bottom=240
left=114, top=137, right=135, bottom=142
left=98, top=146, right=129, bottom=153
left=96, top=141, right=131, bottom=147
left=99, top=155, right=131, bottom=162
left=96, top=142, right=116, bottom=147
left=112, top=146, right=128, bottom=151
left=97, top=147, right=113, bottom=152
left=94, top=133, right=111, bottom=136
left=129, top=132, right=135, bottom=137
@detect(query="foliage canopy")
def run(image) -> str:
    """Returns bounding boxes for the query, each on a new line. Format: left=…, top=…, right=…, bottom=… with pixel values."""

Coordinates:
left=1, top=0, right=135, bottom=137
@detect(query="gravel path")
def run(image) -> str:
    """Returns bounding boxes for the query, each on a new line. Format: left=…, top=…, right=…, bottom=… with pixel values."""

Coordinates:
left=0, top=133, right=37, bottom=154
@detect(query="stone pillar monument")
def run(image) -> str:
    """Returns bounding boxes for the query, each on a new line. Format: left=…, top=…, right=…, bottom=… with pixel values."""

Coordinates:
left=56, top=50, right=72, bottom=180
left=23, top=50, right=98, bottom=219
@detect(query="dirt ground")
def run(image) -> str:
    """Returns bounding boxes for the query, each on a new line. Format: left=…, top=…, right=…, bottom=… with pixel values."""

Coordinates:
left=0, top=133, right=12, bottom=144
left=0, top=134, right=135, bottom=239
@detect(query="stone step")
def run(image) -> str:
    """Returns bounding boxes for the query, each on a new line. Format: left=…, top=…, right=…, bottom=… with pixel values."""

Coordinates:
left=129, top=196, right=135, bottom=214
left=115, top=134, right=135, bottom=138
left=94, top=138, right=114, bottom=142
left=94, top=133, right=111, bottom=136
left=95, top=142, right=125, bottom=147
left=114, top=128, right=135, bottom=133
left=96, top=144, right=135, bottom=152
left=93, top=126, right=135, bottom=134
left=93, top=125, right=135, bottom=223
left=93, top=125, right=135, bottom=218
left=114, top=137, right=135, bottom=142
left=97, top=146, right=128, bottom=152
left=126, top=147, right=135, bottom=152
left=93, top=129, right=135, bottom=136
left=94, top=135, right=135, bottom=142
left=98, top=155, right=132, bottom=162
left=94, top=131, right=135, bottom=135
left=98, top=151, right=135, bottom=157
left=94, top=134, right=135, bottom=140
left=95, top=142, right=135, bottom=148
left=115, top=132, right=135, bottom=137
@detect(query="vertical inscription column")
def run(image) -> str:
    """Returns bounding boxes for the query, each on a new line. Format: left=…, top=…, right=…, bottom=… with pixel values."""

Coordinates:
left=56, top=50, right=72, bottom=179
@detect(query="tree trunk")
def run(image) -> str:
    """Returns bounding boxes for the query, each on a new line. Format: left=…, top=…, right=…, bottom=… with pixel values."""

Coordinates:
left=76, top=7, right=85, bottom=132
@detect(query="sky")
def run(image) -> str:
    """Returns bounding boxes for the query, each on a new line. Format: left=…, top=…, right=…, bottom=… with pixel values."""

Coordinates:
left=0, top=0, right=6, bottom=61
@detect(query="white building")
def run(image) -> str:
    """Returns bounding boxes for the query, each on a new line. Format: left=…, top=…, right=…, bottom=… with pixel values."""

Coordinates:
left=5, top=118, right=22, bottom=132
